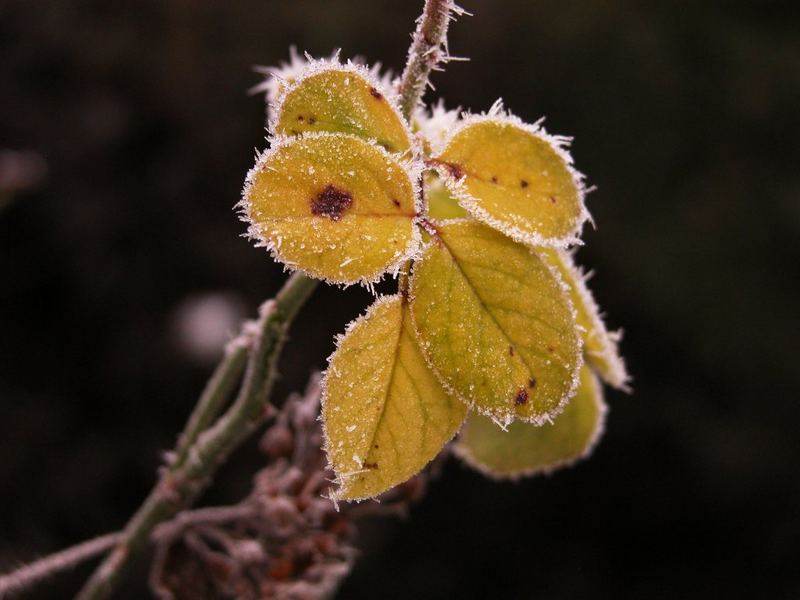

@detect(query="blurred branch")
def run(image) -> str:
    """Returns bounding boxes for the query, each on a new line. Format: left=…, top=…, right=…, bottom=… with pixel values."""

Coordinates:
left=76, top=273, right=318, bottom=600
left=148, top=374, right=439, bottom=600
left=4, top=1, right=467, bottom=597
left=0, top=150, right=47, bottom=213
left=171, top=342, right=249, bottom=469
left=0, top=533, right=121, bottom=599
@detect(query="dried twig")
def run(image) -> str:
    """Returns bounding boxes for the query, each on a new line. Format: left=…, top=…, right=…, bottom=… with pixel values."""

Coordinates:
left=0, top=533, right=121, bottom=599
left=149, top=375, right=439, bottom=600
left=76, top=273, right=318, bottom=600
left=2, top=2, right=465, bottom=597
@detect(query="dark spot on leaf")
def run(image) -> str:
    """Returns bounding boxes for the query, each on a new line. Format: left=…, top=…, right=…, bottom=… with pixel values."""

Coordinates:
left=508, top=345, right=515, bottom=356
left=491, top=176, right=498, bottom=183
left=392, top=198, right=401, bottom=207
left=550, top=195, right=557, bottom=204
left=528, top=377, right=537, bottom=389
left=520, top=179, right=529, bottom=188
left=297, top=115, right=304, bottom=121
left=515, top=389, right=529, bottom=406
left=364, top=462, right=378, bottom=470
left=308, top=115, right=317, bottom=125
left=374, top=444, right=379, bottom=449
left=369, top=86, right=384, bottom=100
left=443, top=161, right=464, bottom=179
left=311, top=185, right=353, bottom=221
left=289, top=128, right=298, bottom=135
left=547, top=344, right=555, bottom=353
left=424, top=158, right=465, bottom=180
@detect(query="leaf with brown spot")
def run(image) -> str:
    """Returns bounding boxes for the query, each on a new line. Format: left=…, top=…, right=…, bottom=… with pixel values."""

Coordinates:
left=322, top=295, right=466, bottom=501
left=242, top=133, right=419, bottom=285
left=455, top=366, right=607, bottom=478
left=410, top=220, right=582, bottom=426
left=435, top=110, right=588, bottom=247
left=273, top=63, right=412, bottom=154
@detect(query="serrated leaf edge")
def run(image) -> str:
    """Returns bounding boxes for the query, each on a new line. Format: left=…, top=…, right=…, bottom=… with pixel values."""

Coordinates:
left=407, top=219, right=585, bottom=428
left=319, top=293, right=465, bottom=503
left=238, top=132, right=424, bottom=289
left=253, top=48, right=397, bottom=116
left=432, top=99, right=591, bottom=249
left=452, top=369, right=608, bottom=481
left=268, top=55, right=414, bottom=155
left=550, top=248, right=631, bottom=391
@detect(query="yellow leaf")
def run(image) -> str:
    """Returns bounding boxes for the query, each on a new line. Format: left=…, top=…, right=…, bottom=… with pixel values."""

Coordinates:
left=434, top=106, right=588, bottom=246
left=322, top=295, right=467, bottom=501
left=454, top=366, right=606, bottom=479
left=242, top=133, right=420, bottom=285
left=540, top=248, right=630, bottom=390
left=272, top=63, right=412, bottom=154
left=425, top=172, right=468, bottom=220
left=251, top=47, right=318, bottom=107
left=410, top=220, right=582, bottom=426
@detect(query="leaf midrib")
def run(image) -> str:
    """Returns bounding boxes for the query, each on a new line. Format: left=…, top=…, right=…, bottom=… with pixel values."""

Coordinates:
left=435, top=230, right=539, bottom=383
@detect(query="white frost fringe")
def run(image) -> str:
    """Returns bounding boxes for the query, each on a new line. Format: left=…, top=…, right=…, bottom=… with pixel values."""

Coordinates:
left=406, top=220, right=585, bottom=430
left=432, top=99, right=592, bottom=249
left=452, top=369, right=609, bottom=481
left=266, top=52, right=413, bottom=152
left=237, top=132, right=423, bottom=289
left=555, top=248, right=632, bottom=391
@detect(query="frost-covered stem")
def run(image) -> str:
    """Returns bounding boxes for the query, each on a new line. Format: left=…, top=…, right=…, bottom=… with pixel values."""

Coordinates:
left=172, top=343, right=249, bottom=468
left=397, top=0, right=459, bottom=293
left=76, top=273, right=318, bottom=600
left=397, top=0, right=457, bottom=120
left=0, top=532, right=121, bottom=598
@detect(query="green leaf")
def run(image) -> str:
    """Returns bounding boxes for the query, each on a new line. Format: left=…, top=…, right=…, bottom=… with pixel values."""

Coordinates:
left=410, top=220, right=582, bottom=426
left=272, top=62, right=412, bottom=154
left=454, top=366, right=606, bottom=478
left=322, top=295, right=467, bottom=501
left=242, top=133, right=420, bottom=285
left=434, top=108, right=588, bottom=246
left=425, top=172, right=468, bottom=220
left=539, top=248, right=630, bottom=390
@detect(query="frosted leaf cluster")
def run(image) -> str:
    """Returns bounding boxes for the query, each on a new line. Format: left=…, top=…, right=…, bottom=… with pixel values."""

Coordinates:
left=240, top=51, right=630, bottom=500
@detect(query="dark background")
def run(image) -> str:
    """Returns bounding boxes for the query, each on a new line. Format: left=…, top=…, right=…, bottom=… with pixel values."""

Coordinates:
left=2, top=1, right=799, bottom=598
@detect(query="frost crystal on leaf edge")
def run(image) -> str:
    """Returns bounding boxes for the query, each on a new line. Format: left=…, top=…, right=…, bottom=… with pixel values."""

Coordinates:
left=406, top=218, right=585, bottom=429
left=452, top=369, right=608, bottom=481
left=238, top=132, right=424, bottom=289
left=432, top=100, right=592, bottom=249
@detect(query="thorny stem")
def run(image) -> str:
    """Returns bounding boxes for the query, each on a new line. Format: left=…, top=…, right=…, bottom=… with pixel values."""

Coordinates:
left=397, top=0, right=463, bottom=293
left=172, top=343, right=249, bottom=468
left=75, top=273, right=318, bottom=600
left=397, top=0, right=461, bottom=121
left=0, top=533, right=122, bottom=599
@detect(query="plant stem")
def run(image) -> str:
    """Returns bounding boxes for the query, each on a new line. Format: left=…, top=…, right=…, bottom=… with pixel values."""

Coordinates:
left=172, top=343, right=249, bottom=469
left=75, top=273, right=318, bottom=600
left=14, top=3, right=463, bottom=598
left=398, top=0, right=459, bottom=120
left=0, top=533, right=122, bottom=599
left=397, top=0, right=463, bottom=293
